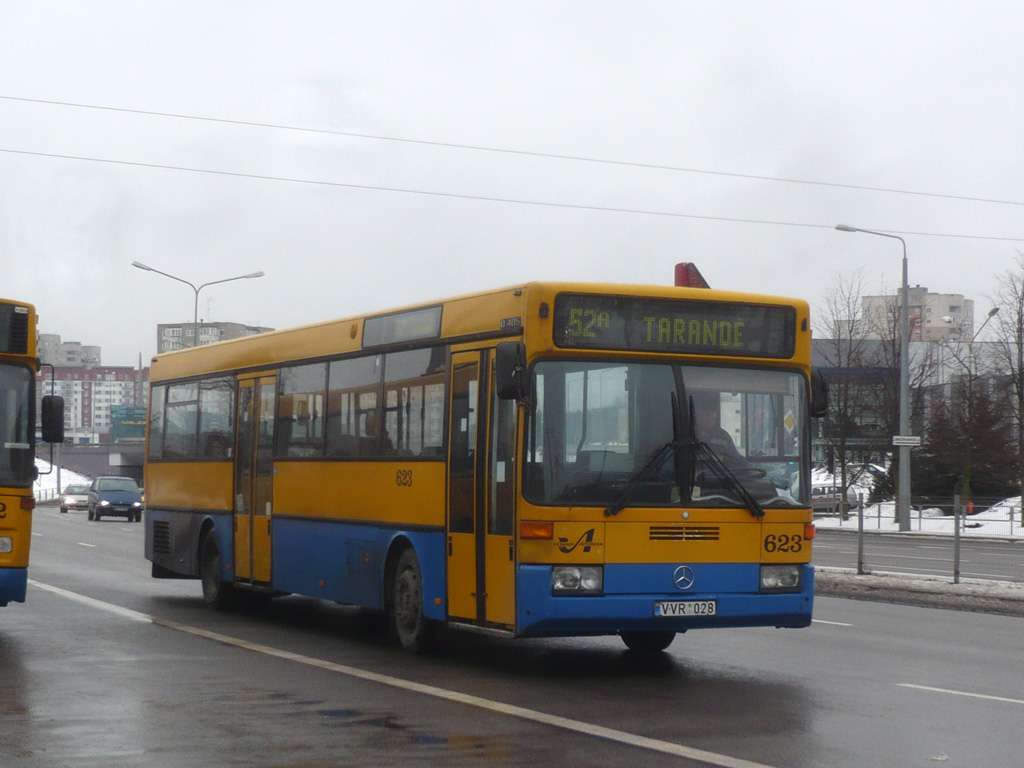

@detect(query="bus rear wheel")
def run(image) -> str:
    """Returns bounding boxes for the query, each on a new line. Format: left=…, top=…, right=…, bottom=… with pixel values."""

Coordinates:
left=619, top=630, right=677, bottom=653
left=388, top=548, right=436, bottom=653
left=200, top=533, right=235, bottom=610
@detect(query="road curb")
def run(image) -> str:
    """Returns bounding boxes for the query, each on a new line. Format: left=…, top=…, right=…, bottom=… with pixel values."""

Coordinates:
left=815, top=568, right=1024, bottom=618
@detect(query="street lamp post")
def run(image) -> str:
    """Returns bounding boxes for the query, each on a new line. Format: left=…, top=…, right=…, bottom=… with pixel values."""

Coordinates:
left=131, top=261, right=265, bottom=348
left=836, top=224, right=912, bottom=531
left=974, top=306, right=1000, bottom=342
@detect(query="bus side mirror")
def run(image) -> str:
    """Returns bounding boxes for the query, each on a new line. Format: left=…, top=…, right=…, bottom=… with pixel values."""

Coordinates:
left=495, top=342, right=530, bottom=400
left=810, top=369, right=828, bottom=419
left=41, top=395, right=65, bottom=444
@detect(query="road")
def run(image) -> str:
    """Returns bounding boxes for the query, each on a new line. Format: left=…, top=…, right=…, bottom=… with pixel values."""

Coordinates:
left=2, top=507, right=1023, bottom=768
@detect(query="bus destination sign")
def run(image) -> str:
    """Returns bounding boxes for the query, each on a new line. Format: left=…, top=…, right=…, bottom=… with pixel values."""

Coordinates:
left=553, top=294, right=796, bottom=358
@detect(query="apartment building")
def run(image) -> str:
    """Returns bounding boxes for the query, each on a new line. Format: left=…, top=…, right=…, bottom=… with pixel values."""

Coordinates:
left=861, top=287, right=974, bottom=342
left=36, top=366, right=148, bottom=444
left=156, top=321, right=273, bottom=353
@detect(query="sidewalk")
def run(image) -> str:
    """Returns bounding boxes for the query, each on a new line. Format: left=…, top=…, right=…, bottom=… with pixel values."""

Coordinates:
left=816, top=567, right=1024, bottom=618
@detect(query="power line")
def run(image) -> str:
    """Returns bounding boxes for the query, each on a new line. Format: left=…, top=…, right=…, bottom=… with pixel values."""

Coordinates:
left=3, top=94, right=1023, bottom=208
left=2, top=145, right=1022, bottom=243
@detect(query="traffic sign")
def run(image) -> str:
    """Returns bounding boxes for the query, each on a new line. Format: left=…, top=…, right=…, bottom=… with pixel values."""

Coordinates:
left=892, top=435, right=921, bottom=446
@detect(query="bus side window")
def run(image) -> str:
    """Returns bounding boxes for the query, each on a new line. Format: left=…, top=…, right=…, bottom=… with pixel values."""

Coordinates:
left=326, top=355, right=382, bottom=458
left=277, top=364, right=326, bottom=458
left=199, top=377, right=235, bottom=459
left=383, top=347, right=447, bottom=458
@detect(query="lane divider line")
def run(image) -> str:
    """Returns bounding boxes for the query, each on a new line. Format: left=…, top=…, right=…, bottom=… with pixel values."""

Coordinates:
left=29, top=580, right=152, bottom=623
left=28, top=579, right=778, bottom=768
left=899, top=683, right=1024, bottom=706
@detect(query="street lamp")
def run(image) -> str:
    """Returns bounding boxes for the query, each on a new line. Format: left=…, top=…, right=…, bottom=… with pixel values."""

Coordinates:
left=132, top=261, right=265, bottom=348
left=836, top=224, right=912, bottom=531
left=942, top=305, right=999, bottom=343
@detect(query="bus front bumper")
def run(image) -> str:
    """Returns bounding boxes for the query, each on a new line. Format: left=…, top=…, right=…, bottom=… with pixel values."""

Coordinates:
left=0, top=567, right=28, bottom=605
left=515, top=563, right=813, bottom=638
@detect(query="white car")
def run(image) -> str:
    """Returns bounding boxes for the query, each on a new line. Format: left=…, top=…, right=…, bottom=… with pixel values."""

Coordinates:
left=810, top=483, right=860, bottom=513
left=60, top=483, right=91, bottom=514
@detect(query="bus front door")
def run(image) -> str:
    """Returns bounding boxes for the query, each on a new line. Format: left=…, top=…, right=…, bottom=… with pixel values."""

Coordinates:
left=234, top=376, right=275, bottom=585
left=447, top=350, right=516, bottom=630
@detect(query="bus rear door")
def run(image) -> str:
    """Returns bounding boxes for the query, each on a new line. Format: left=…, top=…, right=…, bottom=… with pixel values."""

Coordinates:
left=234, top=375, right=276, bottom=585
left=447, top=350, right=516, bottom=629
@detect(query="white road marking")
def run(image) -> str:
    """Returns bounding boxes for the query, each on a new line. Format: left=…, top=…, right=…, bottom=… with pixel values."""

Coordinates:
left=29, top=579, right=778, bottom=768
left=899, top=683, right=1024, bottom=706
left=811, top=619, right=853, bottom=626
left=29, top=580, right=152, bottom=623
left=78, top=542, right=97, bottom=548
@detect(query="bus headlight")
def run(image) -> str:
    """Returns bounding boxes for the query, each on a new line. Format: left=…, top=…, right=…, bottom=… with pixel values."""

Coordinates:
left=552, top=566, right=603, bottom=595
left=760, top=565, right=801, bottom=593
left=0, top=537, right=12, bottom=554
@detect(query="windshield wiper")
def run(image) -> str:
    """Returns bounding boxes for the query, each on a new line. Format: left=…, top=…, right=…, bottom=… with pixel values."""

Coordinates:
left=604, top=439, right=683, bottom=517
left=694, top=442, right=764, bottom=519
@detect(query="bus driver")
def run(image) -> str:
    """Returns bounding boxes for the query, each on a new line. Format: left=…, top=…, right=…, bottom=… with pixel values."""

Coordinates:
left=692, top=390, right=741, bottom=459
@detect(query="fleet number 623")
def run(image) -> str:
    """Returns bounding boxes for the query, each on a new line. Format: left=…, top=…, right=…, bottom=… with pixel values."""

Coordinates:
left=763, top=533, right=802, bottom=553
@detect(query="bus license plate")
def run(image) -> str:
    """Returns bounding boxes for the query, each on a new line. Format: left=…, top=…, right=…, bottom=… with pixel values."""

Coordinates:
left=655, top=600, right=717, bottom=617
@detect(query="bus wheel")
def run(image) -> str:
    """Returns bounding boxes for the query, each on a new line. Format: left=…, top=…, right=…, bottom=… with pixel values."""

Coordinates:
left=199, top=533, right=235, bottom=610
left=620, top=630, right=676, bottom=653
left=389, top=548, right=435, bottom=653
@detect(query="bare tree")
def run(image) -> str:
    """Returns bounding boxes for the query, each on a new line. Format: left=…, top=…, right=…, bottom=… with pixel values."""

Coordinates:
left=991, top=251, right=1024, bottom=497
left=919, top=335, right=1013, bottom=503
left=816, top=270, right=875, bottom=517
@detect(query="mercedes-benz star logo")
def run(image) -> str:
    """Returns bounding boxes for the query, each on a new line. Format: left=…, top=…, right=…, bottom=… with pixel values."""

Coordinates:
left=672, top=565, right=695, bottom=590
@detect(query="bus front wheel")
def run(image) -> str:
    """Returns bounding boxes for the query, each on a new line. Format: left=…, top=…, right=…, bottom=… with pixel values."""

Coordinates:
left=200, top=533, right=235, bottom=610
left=388, top=548, right=436, bottom=653
left=620, top=630, right=676, bottom=653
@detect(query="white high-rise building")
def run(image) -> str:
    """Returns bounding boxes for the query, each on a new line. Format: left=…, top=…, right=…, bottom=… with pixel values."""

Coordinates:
left=862, top=287, right=974, bottom=342
left=155, top=321, right=273, bottom=353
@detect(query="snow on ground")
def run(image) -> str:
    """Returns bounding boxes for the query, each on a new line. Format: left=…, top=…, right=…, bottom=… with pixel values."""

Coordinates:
left=814, top=495, right=1024, bottom=539
left=810, top=466, right=1024, bottom=538
left=33, top=459, right=91, bottom=500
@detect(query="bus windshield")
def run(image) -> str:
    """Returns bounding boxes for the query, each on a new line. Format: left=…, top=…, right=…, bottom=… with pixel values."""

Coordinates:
left=523, top=360, right=809, bottom=509
left=0, top=363, right=33, bottom=487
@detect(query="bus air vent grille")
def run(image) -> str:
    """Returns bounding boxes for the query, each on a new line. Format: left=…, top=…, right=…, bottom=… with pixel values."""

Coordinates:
left=649, top=525, right=720, bottom=541
left=6, top=309, right=29, bottom=355
left=152, top=520, right=171, bottom=555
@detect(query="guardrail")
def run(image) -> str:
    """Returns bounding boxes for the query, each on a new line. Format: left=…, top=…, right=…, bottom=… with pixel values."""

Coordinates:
left=815, top=497, right=1024, bottom=584
left=820, top=500, right=1023, bottom=537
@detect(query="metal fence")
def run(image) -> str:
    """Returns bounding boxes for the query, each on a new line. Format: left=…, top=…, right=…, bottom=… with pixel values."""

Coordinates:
left=814, top=497, right=1024, bottom=585
left=822, top=499, right=1024, bottom=536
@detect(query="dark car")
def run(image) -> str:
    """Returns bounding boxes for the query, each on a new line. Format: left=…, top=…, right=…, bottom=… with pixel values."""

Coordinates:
left=60, top=483, right=91, bottom=514
left=87, top=476, right=144, bottom=522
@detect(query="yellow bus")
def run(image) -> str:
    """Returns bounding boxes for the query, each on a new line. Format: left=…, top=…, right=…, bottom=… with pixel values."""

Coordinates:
left=144, top=267, right=826, bottom=651
left=0, top=298, right=64, bottom=607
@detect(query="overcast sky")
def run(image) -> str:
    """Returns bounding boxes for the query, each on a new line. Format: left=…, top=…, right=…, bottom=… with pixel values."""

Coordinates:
left=3, top=2, right=1023, bottom=367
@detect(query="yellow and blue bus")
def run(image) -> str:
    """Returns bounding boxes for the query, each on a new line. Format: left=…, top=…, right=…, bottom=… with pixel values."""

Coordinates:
left=1, top=298, right=64, bottom=607
left=144, top=268, right=826, bottom=651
